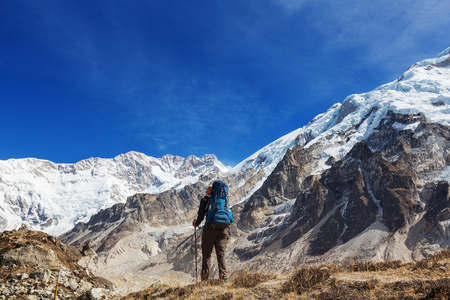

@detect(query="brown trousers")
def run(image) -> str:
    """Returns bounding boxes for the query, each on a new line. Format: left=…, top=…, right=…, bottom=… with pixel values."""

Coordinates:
left=201, top=226, right=228, bottom=280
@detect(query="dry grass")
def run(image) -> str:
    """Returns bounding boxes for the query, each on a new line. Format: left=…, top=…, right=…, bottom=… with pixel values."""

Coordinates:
left=281, top=266, right=331, bottom=294
left=123, top=249, right=450, bottom=299
left=232, top=272, right=276, bottom=288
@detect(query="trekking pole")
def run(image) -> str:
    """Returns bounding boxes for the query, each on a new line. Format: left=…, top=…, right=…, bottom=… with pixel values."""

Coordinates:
left=194, top=226, right=198, bottom=284
left=54, top=268, right=61, bottom=299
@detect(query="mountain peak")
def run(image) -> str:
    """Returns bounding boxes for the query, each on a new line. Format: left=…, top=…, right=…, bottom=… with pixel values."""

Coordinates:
left=438, top=46, right=450, bottom=58
left=234, top=47, right=450, bottom=179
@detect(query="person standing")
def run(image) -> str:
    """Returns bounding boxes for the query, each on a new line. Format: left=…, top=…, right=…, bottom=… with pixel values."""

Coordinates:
left=193, top=181, right=233, bottom=281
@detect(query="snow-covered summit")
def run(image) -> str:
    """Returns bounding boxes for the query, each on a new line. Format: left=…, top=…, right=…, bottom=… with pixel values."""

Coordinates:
left=0, top=152, right=228, bottom=235
left=438, top=47, right=450, bottom=58
left=233, top=47, right=450, bottom=177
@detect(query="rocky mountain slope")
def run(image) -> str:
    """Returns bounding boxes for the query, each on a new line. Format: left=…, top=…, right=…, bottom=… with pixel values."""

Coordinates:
left=59, top=169, right=263, bottom=289
left=0, top=152, right=229, bottom=235
left=237, top=112, right=450, bottom=266
left=57, top=47, right=450, bottom=290
left=0, top=226, right=116, bottom=299
left=232, top=47, right=450, bottom=271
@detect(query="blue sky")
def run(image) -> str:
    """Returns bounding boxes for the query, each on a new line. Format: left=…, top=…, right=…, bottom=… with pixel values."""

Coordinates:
left=1, top=1, right=449, bottom=166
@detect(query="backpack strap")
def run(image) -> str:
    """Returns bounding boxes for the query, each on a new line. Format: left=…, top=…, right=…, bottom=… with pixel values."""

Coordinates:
left=213, top=191, right=218, bottom=209
left=203, top=196, right=210, bottom=214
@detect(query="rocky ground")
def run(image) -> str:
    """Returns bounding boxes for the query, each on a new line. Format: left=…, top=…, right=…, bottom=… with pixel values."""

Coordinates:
left=0, top=226, right=116, bottom=299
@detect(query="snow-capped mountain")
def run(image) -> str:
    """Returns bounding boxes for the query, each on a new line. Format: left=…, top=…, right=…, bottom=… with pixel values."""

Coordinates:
left=235, top=46, right=450, bottom=265
left=2, top=47, right=450, bottom=288
left=228, top=46, right=450, bottom=207
left=0, top=152, right=229, bottom=235
left=235, top=46, right=450, bottom=177
left=58, top=47, right=450, bottom=288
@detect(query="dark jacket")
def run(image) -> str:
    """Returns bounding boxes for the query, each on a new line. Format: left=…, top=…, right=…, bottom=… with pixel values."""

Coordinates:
left=195, top=195, right=209, bottom=227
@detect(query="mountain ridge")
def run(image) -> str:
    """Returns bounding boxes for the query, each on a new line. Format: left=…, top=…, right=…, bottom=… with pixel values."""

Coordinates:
left=0, top=152, right=229, bottom=235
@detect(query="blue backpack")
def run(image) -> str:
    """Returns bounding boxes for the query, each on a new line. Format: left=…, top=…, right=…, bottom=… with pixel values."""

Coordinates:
left=206, top=181, right=234, bottom=229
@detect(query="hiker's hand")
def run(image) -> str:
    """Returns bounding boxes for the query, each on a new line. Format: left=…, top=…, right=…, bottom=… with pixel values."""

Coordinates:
left=192, top=220, right=196, bottom=227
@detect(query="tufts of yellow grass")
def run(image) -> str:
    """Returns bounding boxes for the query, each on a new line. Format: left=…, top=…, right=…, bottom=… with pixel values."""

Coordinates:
left=123, top=249, right=450, bottom=299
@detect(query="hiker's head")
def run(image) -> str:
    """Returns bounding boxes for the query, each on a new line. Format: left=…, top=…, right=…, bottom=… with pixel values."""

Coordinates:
left=206, top=185, right=212, bottom=195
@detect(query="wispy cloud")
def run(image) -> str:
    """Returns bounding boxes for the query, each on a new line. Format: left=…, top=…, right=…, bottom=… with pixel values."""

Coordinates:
left=268, top=0, right=450, bottom=98
left=309, top=1, right=450, bottom=69
left=271, top=0, right=449, bottom=70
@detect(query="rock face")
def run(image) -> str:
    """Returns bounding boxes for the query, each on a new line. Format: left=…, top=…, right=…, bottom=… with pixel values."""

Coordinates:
left=234, top=109, right=450, bottom=267
left=60, top=180, right=206, bottom=252
left=282, top=141, right=420, bottom=255
left=1, top=244, right=61, bottom=269
left=238, top=142, right=326, bottom=232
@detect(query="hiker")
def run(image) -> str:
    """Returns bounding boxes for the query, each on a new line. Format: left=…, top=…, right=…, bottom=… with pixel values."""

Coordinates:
left=192, top=181, right=233, bottom=281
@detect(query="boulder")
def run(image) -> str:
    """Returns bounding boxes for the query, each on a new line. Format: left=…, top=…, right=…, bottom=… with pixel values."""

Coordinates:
left=0, top=245, right=60, bottom=269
